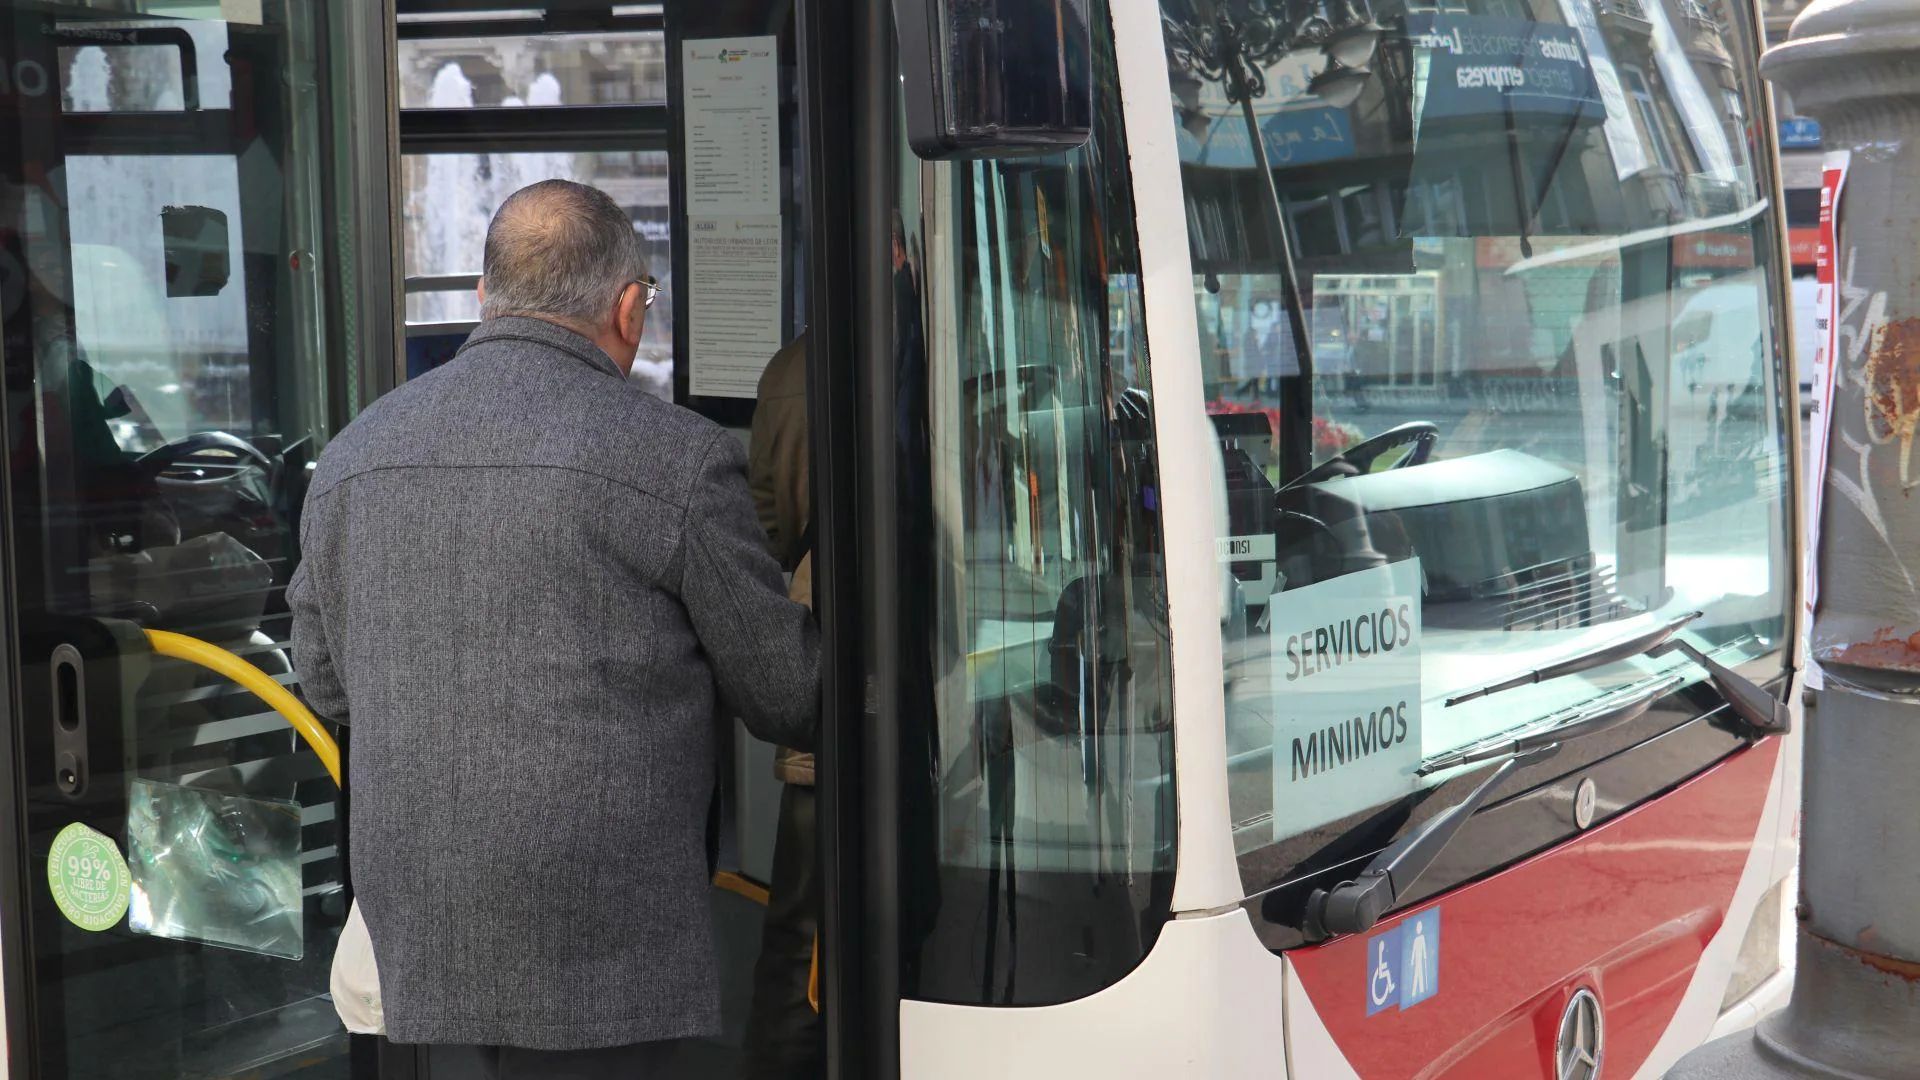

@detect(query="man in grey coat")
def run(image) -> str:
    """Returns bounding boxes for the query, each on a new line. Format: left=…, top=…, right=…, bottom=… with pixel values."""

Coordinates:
left=290, top=179, right=819, bottom=1077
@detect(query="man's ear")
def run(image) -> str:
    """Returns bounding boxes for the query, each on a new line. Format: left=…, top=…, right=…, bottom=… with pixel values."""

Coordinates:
left=477, top=278, right=488, bottom=309
left=617, top=281, right=645, bottom=346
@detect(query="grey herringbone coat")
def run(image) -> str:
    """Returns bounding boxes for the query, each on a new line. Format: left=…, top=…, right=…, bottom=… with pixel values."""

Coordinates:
left=289, top=316, right=818, bottom=1050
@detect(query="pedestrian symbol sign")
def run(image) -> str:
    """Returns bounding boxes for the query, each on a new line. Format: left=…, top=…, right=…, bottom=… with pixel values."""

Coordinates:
left=1365, top=907, right=1441, bottom=1015
left=1401, top=910, right=1439, bottom=1007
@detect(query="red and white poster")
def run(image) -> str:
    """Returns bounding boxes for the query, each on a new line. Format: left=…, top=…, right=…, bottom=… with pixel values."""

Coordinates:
left=1804, top=150, right=1849, bottom=689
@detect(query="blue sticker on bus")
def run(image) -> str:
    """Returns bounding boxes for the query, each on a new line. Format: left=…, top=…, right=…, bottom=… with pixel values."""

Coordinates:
left=1400, top=909, right=1440, bottom=1008
left=1367, top=907, right=1440, bottom=1015
left=1366, top=926, right=1401, bottom=1014
left=1779, top=116, right=1822, bottom=150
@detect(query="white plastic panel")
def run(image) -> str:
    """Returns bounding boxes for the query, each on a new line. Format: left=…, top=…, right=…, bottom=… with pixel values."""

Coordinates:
left=899, top=909, right=1286, bottom=1079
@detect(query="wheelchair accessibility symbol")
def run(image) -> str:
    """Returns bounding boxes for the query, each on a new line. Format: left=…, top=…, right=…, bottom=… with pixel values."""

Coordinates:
left=1365, top=907, right=1441, bottom=1015
left=1368, top=939, right=1398, bottom=1011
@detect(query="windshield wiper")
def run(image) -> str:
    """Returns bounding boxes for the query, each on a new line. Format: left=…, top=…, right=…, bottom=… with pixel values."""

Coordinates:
left=1307, top=674, right=1688, bottom=938
left=1446, top=609, right=1790, bottom=739
left=1659, top=637, right=1794, bottom=737
left=1304, top=744, right=1558, bottom=940
left=1303, top=632, right=1795, bottom=940
left=1446, top=611, right=1702, bottom=706
left=1420, top=673, right=1684, bottom=775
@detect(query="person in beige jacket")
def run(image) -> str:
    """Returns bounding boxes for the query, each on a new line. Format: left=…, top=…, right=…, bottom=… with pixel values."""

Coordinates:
left=742, top=333, right=820, bottom=1077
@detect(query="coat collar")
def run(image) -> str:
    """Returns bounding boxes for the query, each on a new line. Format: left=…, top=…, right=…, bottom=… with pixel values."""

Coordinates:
left=458, top=315, right=625, bottom=379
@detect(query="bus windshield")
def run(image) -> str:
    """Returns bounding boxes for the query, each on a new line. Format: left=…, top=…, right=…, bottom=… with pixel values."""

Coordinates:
left=1156, top=0, right=1790, bottom=876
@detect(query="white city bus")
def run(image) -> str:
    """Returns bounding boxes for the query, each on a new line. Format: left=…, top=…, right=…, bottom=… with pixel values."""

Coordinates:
left=0, top=0, right=1799, bottom=1076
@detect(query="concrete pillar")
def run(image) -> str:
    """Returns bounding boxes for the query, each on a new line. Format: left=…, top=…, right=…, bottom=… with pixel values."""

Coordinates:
left=1669, top=1, right=1920, bottom=1075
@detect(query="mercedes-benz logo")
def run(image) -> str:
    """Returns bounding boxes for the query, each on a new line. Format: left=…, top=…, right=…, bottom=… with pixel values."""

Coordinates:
left=1556, top=987, right=1604, bottom=1080
left=1573, top=777, right=1598, bottom=830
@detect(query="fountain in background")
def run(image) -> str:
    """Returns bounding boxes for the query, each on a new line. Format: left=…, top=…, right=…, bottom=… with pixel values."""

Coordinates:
left=412, top=65, right=581, bottom=326
left=412, top=63, right=489, bottom=325
left=498, top=73, right=572, bottom=195
left=65, top=45, right=111, bottom=112
left=409, top=62, right=670, bottom=399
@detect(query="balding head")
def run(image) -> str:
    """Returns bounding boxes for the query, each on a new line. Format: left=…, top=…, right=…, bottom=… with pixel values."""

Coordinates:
left=480, top=180, right=648, bottom=337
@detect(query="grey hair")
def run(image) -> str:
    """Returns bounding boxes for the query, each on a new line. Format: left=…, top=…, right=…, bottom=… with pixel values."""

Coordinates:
left=480, top=179, right=647, bottom=326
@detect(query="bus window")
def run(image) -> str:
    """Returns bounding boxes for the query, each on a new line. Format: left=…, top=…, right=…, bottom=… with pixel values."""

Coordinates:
left=395, top=22, right=674, bottom=389
left=1159, top=1, right=1790, bottom=890
left=892, top=0, right=1177, bottom=1006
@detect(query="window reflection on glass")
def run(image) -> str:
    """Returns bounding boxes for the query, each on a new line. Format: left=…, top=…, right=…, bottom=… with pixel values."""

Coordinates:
left=58, top=23, right=237, bottom=113
left=898, top=9, right=1175, bottom=1003
left=923, top=163, right=1172, bottom=879
left=1622, top=65, right=1686, bottom=179
left=1160, top=0, right=1790, bottom=874
left=63, top=156, right=249, bottom=453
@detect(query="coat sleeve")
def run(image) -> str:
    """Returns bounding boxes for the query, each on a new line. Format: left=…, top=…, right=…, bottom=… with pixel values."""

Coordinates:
left=679, top=430, right=820, bottom=750
left=289, top=489, right=352, bottom=726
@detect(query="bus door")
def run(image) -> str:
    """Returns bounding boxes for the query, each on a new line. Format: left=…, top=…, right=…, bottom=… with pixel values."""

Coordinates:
left=0, top=1, right=391, bottom=1078
left=391, top=2, right=835, bottom=1075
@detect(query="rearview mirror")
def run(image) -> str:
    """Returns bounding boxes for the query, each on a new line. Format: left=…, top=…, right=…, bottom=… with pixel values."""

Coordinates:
left=893, top=0, right=1094, bottom=159
left=161, top=205, right=230, bottom=298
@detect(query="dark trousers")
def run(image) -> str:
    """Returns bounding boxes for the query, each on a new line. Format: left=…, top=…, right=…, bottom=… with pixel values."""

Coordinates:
left=742, top=783, right=823, bottom=1078
left=421, top=1040, right=682, bottom=1079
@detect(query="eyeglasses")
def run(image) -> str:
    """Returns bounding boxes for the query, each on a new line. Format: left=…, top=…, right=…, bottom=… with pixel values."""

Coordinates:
left=636, top=276, right=665, bottom=310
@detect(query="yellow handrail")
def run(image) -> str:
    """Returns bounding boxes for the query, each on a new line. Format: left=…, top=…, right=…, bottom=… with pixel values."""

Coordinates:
left=713, top=870, right=771, bottom=906
left=808, top=935, right=820, bottom=1013
left=144, top=629, right=342, bottom=788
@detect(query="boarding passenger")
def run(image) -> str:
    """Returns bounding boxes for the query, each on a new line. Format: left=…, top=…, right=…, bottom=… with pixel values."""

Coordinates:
left=742, top=331, right=823, bottom=1078
left=290, top=179, right=819, bottom=1078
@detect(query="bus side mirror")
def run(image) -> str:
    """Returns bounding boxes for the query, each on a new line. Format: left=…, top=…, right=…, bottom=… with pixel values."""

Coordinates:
left=893, top=0, right=1093, bottom=159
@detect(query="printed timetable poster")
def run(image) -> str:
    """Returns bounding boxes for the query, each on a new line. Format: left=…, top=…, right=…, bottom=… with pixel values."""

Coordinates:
left=1271, top=558, right=1425, bottom=837
left=682, top=35, right=783, bottom=399
left=688, top=215, right=783, bottom=399
left=682, top=36, right=778, bottom=218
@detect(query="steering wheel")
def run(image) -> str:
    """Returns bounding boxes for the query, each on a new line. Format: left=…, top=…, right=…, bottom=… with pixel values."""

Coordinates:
left=139, top=431, right=274, bottom=484
left=1285, top=421, right=1440, bottom=490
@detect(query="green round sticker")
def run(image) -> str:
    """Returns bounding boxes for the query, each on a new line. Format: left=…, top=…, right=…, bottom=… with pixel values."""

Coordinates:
left=47, top=822, right=130, bottom=932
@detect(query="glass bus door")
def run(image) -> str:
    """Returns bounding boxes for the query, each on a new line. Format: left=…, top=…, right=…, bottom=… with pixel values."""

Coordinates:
left=0, top=2, right=385, bottom=1076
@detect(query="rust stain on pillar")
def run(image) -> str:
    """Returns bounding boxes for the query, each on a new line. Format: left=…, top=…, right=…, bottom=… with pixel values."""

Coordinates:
left=1865, top=316, right=1920, bottom=492
left=1809, top=929, right=1920, bottom=984
left=1833, top=626, right=1920, bottom=672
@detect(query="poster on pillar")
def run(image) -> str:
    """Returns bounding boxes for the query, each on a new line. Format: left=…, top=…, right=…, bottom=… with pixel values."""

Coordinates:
left=1804, top=150, right=1849, bottom=690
